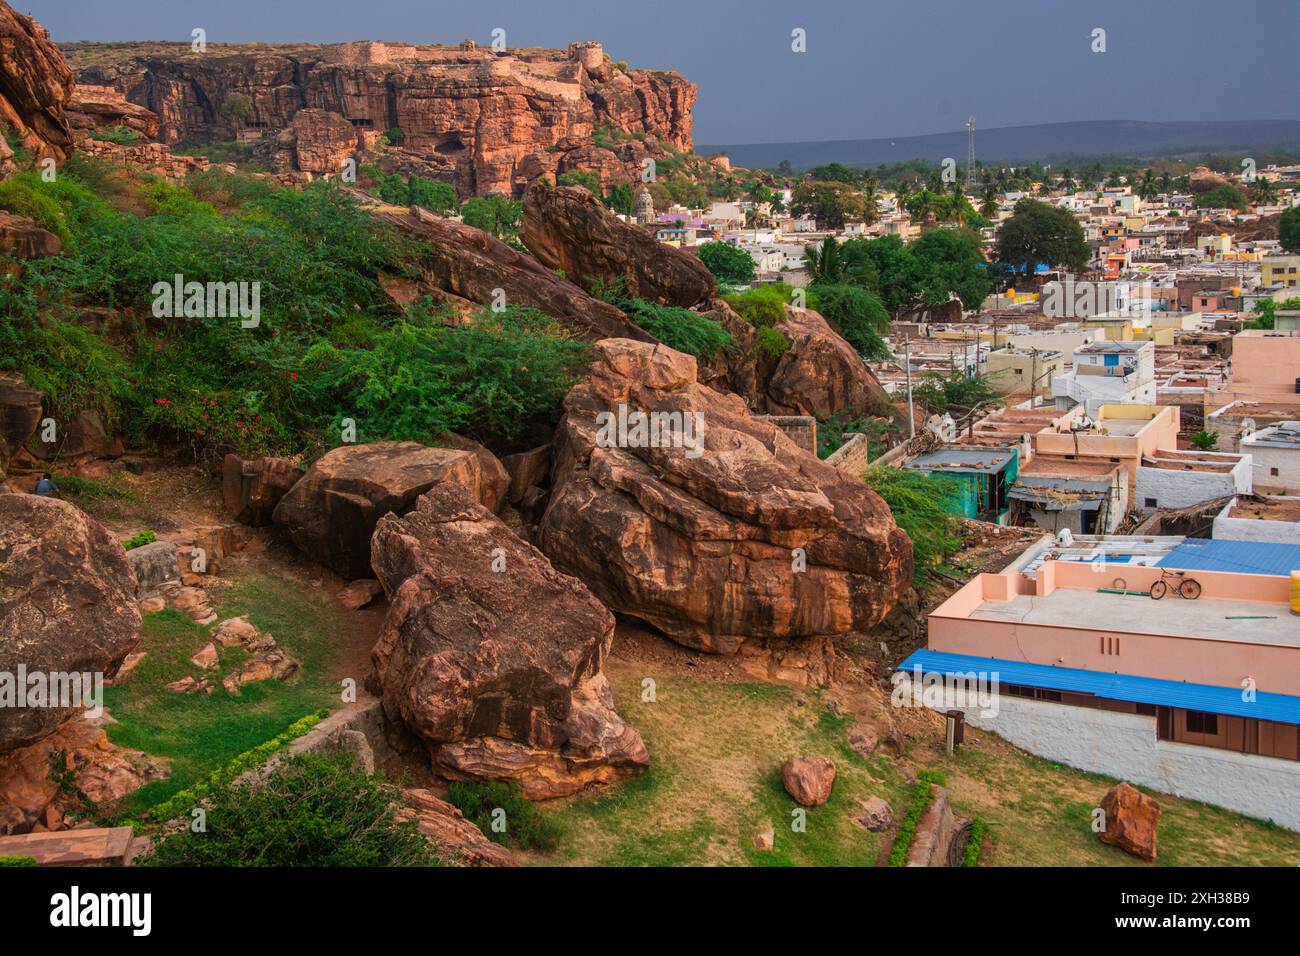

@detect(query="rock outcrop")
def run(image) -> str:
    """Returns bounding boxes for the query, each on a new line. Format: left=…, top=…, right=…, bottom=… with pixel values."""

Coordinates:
left=765, top=307, right=894, bottom=419
left=65, top=83, right=158, bottom=139
left=0, top=495, right=142, bottom=752
left=272, top=441, right=486, bottom=579
left=397, top=788, right=515, bottom=866
left=0, top=376, right=43, bottom=475
left=375, top=205, right=653, bottom=343
left=371, top=481, right=648, bottom=798
left=221, top=453, right=303, bottom=526
left=67, top=39, right=696, bottom=197
left=538, top=339, right=913, bottom=653
left=522, top=182, right=716, bottom=307
left=0, top=211, right=61, bottom=260
left=1098, top=782, right=1160, bottom=861
left=0, top=2, right=75, bottom=172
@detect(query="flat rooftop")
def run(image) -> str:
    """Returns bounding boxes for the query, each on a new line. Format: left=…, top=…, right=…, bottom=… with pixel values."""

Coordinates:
left=969, top=588, right=1296, bottom=646
left=1228, top=496, right=1300, bottom=522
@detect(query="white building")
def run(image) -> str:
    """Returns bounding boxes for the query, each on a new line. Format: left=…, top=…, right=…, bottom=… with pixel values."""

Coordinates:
left=1052, top=340, right=1157, bottom=417
left=1241, top=422, right=1300, bottom=493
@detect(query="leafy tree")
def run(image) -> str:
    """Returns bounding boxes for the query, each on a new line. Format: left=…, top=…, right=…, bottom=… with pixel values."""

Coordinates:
left=1195, top=184, right=1249, bottom=210
left=698, top=240, right=756, bottom=284
left=219, top=93, right=253, bottom=128
left=807, top=163, right=861, bottom=184
left=914, top=370, right=999, bottom=414
left=557, top=169, right=602, bottom=193
left=791, top=180, right=867, bottom=229
left=405, top=177, right=458, bottom=214
left=861, top=467, right=963, bottom=588
left=461, top=195, right=522, bottom=245
left=911, top=228, right=993, bottom=309
left=1190, top=430, right=1220, bottom=451
left=807, top=283, right=890, bottom=359
left=1280, top=206, right=1300, bottom=254
left=383, top=127, right=405, bottom=145
left=604, top=183, right=634, bottom=216
left=995, top=198, right=1089, bottom=275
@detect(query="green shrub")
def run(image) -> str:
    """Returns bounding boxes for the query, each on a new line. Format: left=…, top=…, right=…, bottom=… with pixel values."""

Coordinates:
left=755, top=325, right=790, bottom=360
left=698, top=240, right=756, bottom=284
left=618, top=299, right=733, bottom=358
left=445, top=780, right=560, bottom=851
left=807, top=283, right=890, bottom=359
left=142, top=751, right=437, bottom=867
left=383, top=127, right=405, bottom=145
left=914, top=371, right=999, bottom=414
left=963, top=816, right=988, bottom=867
left=863, top=467, right=963, bottom=587
left=888, top=769, right=947, bottom=866
left=86, top=125, right=140, bottom=145
left=121, top=530, right=157, bottom=551
left=723, top=283, right=798, bottom=329
left=0, top=856, right=38, bottom=867
left=51, top=473, right=133, bottom=502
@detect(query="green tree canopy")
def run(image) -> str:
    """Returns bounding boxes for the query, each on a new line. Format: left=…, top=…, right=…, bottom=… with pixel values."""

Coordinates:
left=790, top=181, right=868, bottom=229
left=995, top=198, right=1089, bottom=275
left=698, top=240, right=756, bottom=284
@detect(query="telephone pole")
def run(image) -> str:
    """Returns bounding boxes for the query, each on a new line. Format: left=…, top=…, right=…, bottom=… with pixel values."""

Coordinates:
left=905, top=334, right=915, bottom=439
left=966, top=117, right=975, bottom=189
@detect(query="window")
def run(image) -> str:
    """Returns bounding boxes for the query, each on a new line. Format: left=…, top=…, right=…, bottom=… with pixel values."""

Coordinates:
left=1271, top=467, right=1281, bottom=477
left=1186, top=711, right=1218, bottom=735
left=1144, top=497, right=1158, bottom=508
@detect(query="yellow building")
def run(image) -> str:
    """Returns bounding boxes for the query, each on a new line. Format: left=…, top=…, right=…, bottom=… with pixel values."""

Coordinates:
left=1263, top=255, right=1300, bottom=289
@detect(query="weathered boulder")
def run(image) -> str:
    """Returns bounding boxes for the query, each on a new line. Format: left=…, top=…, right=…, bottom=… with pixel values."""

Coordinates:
left=124, top=540, right=180, bottom=595
left=371, top=480, right=648, bottom=798
left=0, top=495, right=141, bottom=752
left=780, top=756, right=836, bottom=806
left=500, top=444, right=551, bottom=506
left=374, top=206, right=653, bottom=343
left=855, top=795, right=892, bottom=832
left=272, top=441, right=485, bottom=579
left=0, top=377, right=43, bottom=469
left=521, top=182, right=716, bottom=308
left=538, top=338, right=913, bottom=653
left=290, top=108, right=359, bottom=175
left=221, top=453, right=303, bottom=526
left=1098, top=782, right=1160, bottom=861
left=28, top=408, right=114, bottom=460
left=436, top=433, right=508, bottom=514
left=397, top=788, right=515, bottom=866
left=65, top=83, right=158, bottom=139
left=0, top=2, right=75, bottom=170
left=765, top=307, right=893, bottom=419
left=0, top=211, right=61, bottom=260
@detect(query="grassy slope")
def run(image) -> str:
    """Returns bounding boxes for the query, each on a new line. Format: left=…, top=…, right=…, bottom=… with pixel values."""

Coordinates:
left=103, top=575, right=341, bottom=814
left=529, top=663, right=1300, bottom=867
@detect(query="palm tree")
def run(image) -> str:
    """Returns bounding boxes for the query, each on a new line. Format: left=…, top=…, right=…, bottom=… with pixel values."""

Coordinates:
left=861, top=176, right=881, bottom=225
left=1058, top=168, right=1074, bottom=193
left=1159, top=172, right=1173, bottom=195
left=1138, top=169, right=1159, bottom=201
left=1251, top=177, right=1277, bottom=204
left=803, top=236, right=842, bottom=284
left=979, top=184, right=999, bottom=218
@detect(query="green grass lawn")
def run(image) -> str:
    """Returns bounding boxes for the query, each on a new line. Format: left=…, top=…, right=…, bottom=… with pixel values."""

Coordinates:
left=528, top=669, right=913, bottom=866
left=102, top=575, right=342, bottom=815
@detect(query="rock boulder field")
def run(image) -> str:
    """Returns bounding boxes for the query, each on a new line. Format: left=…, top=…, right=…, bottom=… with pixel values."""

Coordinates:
left=1098, top=782, right=1161, bottom=861
left=371, top=481, right=648, bottom=798
left=0, top=495, right=142, bottom=752
left=0, top=0, right=75, bottom=172
left=272, top=441, right=487, bottom=579
left=522, top=182, right=717, bottom=308
left=375, top=206, right=654, bottom=343
left=538, top=338, right=913, bottom=653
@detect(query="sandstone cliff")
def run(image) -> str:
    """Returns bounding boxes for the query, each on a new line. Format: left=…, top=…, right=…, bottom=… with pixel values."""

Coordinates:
left=0, top=1, right=75, bottom=172
left=65, top=39, right=696, bottom=197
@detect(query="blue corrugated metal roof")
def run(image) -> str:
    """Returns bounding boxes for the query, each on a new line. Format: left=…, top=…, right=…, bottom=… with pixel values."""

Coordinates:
left=898, top=649, right=1300, bottom=724
left=1156, top=538, right=1300, bottom=577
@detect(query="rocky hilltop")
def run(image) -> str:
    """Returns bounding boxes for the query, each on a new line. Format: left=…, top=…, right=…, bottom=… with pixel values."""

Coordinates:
left=64, top=39, right=696, bottom=196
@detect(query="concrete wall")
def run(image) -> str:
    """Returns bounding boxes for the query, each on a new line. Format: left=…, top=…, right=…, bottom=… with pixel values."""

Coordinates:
left=1135, top=455, right=1251, bottom=513
left=1213, top=497, right=1300, bottom=543
left=962, top=693, right=1300, bottom=831
left=1240, top=442, right=1300, bottom=494
left=1231, top=331, right=1300, bottom=397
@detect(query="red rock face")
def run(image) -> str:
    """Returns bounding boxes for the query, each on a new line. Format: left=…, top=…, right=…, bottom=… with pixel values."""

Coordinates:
left=69, top=40, right=696, bottom=197
left=0, top=1, right=75, bottom=171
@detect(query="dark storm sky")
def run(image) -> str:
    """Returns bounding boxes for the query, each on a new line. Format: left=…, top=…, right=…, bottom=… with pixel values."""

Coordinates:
left=26, top=0, right=1300, bottom=145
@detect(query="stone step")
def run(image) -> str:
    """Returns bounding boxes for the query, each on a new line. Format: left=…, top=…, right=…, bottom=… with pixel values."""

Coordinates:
left=0, top=826, right=135, bottom=866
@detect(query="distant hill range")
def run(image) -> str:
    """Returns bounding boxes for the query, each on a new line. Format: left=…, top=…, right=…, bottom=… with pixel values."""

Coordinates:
left=699, top=120, right=1300, bottom=171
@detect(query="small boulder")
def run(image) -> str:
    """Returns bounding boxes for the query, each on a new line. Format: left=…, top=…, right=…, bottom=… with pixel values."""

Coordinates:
left=190, top=643, right=219, bottom=671
left=854, top=796, right=892, bottom=832
left=124, top=540, right=180, bottom=595
left=1098, top=782, right=1160, bottom=861
left=339, top=578, right=383, bottom=610
left=753, top=824, right=775, bottom=852
left=780, top=756, right=836, bottom=807
left=500, top=444, right=551, bottom=506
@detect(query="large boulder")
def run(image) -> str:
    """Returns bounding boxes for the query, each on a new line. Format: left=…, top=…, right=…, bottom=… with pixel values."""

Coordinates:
left=765, top=307, right=893, bottom=419
left=373, top=206, right=653, bottom=343
left=0, top=2, right=75, bottom=171
left=538, top=338, right=912, bottom=653
left=28, top=408, right=115, bottom=460
left=0, top=495, right=141, bottom=753
left=0, top=211, right=61, bottom=260
left=221, top=454, right=303, bottom=526
left=522, top=182, right=716, bottom=308
left=272, top=441, right=486, bottom=579
left=371, top=481, right=649, bottom=798
left=435, top=434, right=508, bottom=515
left=1098, top=782, right=1160, bottom=861
left=780, top=756, right=836, bottom=806
left=0, top=376, right=42, bottom=476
